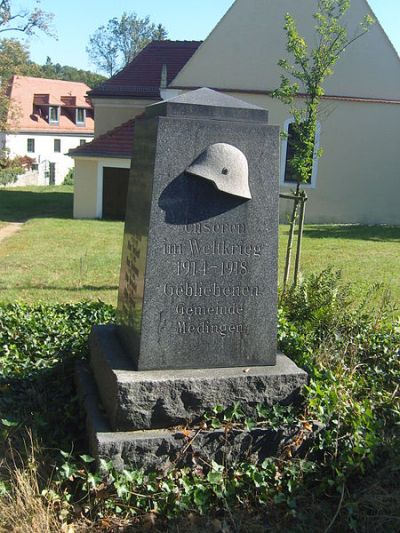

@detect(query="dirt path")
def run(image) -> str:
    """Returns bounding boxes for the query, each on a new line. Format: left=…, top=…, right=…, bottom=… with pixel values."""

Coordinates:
left=0, top=222, right=24, bottom=244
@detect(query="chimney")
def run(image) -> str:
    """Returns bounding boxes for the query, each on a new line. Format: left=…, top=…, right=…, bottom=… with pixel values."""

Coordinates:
left=160, top=64, right=168, bottom=90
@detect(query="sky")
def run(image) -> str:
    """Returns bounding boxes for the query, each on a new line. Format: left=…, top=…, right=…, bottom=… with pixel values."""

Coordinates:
left=9, top=0, right=400, bottom=72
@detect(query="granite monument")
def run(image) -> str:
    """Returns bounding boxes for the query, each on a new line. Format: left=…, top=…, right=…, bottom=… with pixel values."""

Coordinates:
left=78, top=88, right=308, bottom=470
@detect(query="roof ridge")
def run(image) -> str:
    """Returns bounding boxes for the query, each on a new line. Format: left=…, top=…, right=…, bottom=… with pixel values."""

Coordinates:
left=89, top=40, right=202, bottom=100
left=149, top=40, right=203, bottom=44
left=11, top=75, right=90, bottom=88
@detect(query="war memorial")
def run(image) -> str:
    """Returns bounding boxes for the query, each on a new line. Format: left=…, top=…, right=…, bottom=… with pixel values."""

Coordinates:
left=77, top=88, right=307, bottom=469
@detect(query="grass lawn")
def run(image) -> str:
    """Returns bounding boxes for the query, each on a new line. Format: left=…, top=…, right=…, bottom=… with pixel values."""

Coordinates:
left=0, top=185, right=73, bottom=221
left=279, top=224, right=400, bottom=305
left=0, top=186, right=399, bottom=306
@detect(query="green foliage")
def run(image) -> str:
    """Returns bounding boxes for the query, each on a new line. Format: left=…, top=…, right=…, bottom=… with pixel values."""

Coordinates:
left=48, top=451, right=313, bottom=524
left=0, top=37, right=103, bottom=108
left=0, top=151, right=35, bottom=185
left=37, top=56, right=106, bottom=89
left=0, top=273, right=399, bottom=530
left=273, top=0, right=374, bottom=185
left=0, top=38, right=41, bottom=80
left=0, top=302, right=115, bottom=454
left=0, top=302, right=115, bottom=380
left=202, top=402, right=299, bottom=432
left=0, top=38, right=42, bottom=131
left=87, top=11, right=168, bottom=76
left=62, top=168, right=74, bottom=186
left=279, top=269, right=400, bottom=485
left=0, top=165, right=22, bottom=185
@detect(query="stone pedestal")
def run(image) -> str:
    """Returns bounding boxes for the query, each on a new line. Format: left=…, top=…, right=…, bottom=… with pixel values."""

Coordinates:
left=76, top=326, right=308, bottom=470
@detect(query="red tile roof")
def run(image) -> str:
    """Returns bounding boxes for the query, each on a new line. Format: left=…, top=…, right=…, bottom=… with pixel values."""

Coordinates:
left=89, top=40, right=202, bottom=99
left=70, top=119, right=135, bottom=159
left=7, top=76, right=94, bottom=134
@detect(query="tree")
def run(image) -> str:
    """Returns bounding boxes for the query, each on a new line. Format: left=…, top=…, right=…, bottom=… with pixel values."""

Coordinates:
left=0, top=38, right=40, bottom=80
left=39, top=57, right=106, bottom=88
left=87, top=12, right=168, bottom=76
left=0, top=38, right=41, bottom=132
left=0, top=2, right=54, bottom=134
left=86, top=21, right=119, bottom=77
left=273, top=0, right=374, bottom=288
left=0, top=0, right=54, bottom=36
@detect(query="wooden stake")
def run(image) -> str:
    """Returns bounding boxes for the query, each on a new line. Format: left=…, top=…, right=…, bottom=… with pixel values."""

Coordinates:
left=283, top=196, right=299, bottom=291
left=294, top=192, right=307, bottom=286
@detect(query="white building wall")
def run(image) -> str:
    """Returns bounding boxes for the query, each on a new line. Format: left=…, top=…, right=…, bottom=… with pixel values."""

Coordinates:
left=73, top=156, right=131, bottom=219
left=5, top=132, right=93, bottom=185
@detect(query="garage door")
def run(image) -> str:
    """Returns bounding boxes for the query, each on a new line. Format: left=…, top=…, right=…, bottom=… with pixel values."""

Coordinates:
left=102, top=167, right=130, bottom=220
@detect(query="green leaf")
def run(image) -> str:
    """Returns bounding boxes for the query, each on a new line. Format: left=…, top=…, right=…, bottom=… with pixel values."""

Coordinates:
left=207, top=471, right=223, bottom=485
left=193, top=485, right=209, bottom=508
left=1, top=418, right=18, bottom=427
left=80, top=454, right=95, bottom=463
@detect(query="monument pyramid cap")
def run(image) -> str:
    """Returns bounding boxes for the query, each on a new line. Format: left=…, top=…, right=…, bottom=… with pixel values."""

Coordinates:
left=146, top=87, right=269, bottom=123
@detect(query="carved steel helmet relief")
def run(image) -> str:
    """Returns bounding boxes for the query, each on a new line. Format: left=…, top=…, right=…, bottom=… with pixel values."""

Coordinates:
left=185, top=143, right=252, bottom=200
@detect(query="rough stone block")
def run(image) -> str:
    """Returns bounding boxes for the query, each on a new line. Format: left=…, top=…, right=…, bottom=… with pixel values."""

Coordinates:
left=89, top=325, right=308, bottom=432
left=76, top=361, right=310, bottom=472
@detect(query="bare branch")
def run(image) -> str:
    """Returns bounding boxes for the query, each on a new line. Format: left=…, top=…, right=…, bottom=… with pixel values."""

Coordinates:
left=0, top=1, right=55, bottom=38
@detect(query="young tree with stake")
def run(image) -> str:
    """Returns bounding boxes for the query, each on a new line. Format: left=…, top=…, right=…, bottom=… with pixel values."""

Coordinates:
left=273, top=0, right=374, bottom=288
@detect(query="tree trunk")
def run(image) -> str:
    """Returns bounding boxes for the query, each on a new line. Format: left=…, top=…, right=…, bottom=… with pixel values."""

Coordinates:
left=283, top=184, right=300, bottom=291
left=293, top=191, right=307, bottom=286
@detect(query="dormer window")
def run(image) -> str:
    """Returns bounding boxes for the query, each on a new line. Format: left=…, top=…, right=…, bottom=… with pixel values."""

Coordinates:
left=49, top=106, right=59, bottom=125
left=76, top=108, right=86, bottom=126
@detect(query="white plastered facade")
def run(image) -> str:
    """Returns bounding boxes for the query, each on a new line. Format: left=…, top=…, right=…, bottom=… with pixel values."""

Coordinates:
left=3, top=132, right=93, bottom=186
left=73, top=157, right=131, bottom=219
left=72, top=97, right=149, bottom=218
left=170, top=0, right=400, bottom=224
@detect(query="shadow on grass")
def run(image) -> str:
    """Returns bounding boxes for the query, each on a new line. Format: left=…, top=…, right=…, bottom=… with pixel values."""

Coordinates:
left=0, top=189, right=73, bottom=222
left=0, top=361, right=86, bottom=457
left=300, top=225, right=400, bottom=242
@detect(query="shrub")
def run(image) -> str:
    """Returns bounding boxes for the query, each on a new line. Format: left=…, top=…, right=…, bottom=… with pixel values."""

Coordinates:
left=0, top=166, right=23, bottom=186
left=62, top=168, right=74, bottom=186
left=0, top=302, right=115, bottom=451
left=279, top=270, right=400, bottom=479
left=0, top=301, right=115, bottom=379
left=0, top=152, right=36, bottom=186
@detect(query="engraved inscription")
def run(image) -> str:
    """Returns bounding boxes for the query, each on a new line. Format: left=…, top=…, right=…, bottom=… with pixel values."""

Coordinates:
left=164, top=282, right=260, bottom=297
left=177, top=260, right=249, bottom=277
left=121, top=233, right=145, bottom=332
left=184, top=222, right=246, bottom=235
left=161, top=222, right=262, bottom=337
left=188, top=239, right=261, bottom=257
left=177, top=321, right=249, bottom=337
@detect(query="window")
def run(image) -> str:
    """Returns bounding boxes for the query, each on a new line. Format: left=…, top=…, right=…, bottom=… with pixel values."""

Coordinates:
left=49, top=106, right=59, bottom=124
left=280, top=118, right=320, bottom=188
left=79, top=139, right=87, bottom=146
left=54, top=139, right=61, bottom=152
left=49, top=162, right=56, bottom=185
left=27, top=138, right=35, bottom=153
left=31, top=163, right=39, bottom=171
left=76, top=108, right=86, bottom=125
